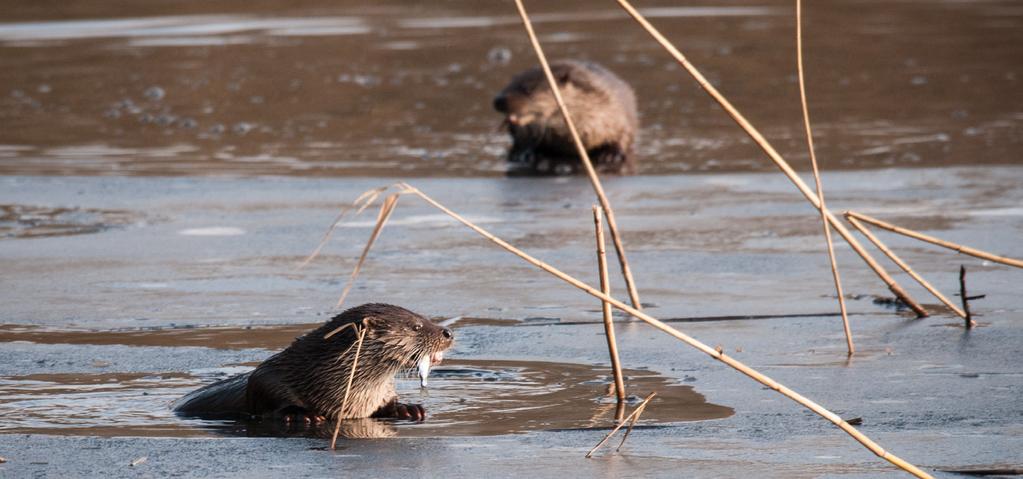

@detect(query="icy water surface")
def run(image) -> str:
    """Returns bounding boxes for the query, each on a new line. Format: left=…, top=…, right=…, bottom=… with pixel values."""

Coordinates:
left=1, top=0, right=1022, bottom=477
left=0, top=169, right=1021, bottom=477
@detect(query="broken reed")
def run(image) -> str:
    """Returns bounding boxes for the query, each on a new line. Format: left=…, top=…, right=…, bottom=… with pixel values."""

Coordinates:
left=397, top=183, right=932, bottom=478
left=846, top=211, right=1023, bottom=269
left=846, top=213, right=966, bottom=318
left=593, top=206, right=626, bottom=403
left=959, top=266, right=975, bottom=329
left=796, top=0, right=854, bottom=355
left=612, top=0, right=929, bottom=318
left=586, top=392, right=656, bottom=458
left=299, top=186, right=388, bottom=269
left=615, top=392, right=654, bottom=452
left=512, top=0, right=644, bottom=314
left=335, top=193, right=401, bottom=308
left=330, top=323, right=368, bottom=450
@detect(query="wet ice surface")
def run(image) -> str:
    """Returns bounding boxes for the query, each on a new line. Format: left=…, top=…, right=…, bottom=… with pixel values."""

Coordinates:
left=0, top=0, right=1020, bottom=176
left=1, top=169, right=1020, bottom=328
left=0, top=168, right=1020, bottom=477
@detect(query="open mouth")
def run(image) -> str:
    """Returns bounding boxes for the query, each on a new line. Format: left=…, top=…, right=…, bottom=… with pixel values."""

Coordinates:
left=417, top=351, right=445, bottom=388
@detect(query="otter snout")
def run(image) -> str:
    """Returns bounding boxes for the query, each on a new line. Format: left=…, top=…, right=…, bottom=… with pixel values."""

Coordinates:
left=493, top=95, right=508, bottom=113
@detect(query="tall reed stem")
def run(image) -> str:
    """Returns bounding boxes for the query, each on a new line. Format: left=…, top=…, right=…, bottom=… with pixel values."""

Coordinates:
left=594, top=206, right=627, bottom=402
left=512, top=0, right=643, bottom=313
left=846, top=214, right=966, bottom=318
left=846, top=211, right=1023, bottom=268
left=796, top=0, right=854, bottom=354
left=612, top=0, right=928, bottom=318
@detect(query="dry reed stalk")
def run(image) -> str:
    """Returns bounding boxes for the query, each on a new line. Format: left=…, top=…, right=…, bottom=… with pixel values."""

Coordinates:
left=846, top=211, right=1023, bottom=268
left=846, top=214, right=966, bottom=318
left=335, top=193, right=402, bottom=309
left=586, top=392, right=656, bottom=458
left=396, top=183, right=932, bottom=478
left=594, top=206, right=627, bottom=402
left=612, top=0, right=928, bottom=319
left=796, top=0, right=854, bottom=355
left=512, top=0, right=643, bottom=313
left=959, top=266, right=975, bottom=329
left=324, top=321, right=356, bottom=340
left=616, top=392, right=655, bottom=452
left=299, top=186, right=388, bottom=269
left=330, top=324, right=367, bottom=450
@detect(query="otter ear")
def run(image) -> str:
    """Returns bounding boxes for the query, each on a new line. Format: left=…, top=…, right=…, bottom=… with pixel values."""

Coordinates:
left=552, top=64, right=572, bottom=85
left=360, top=316, right=378, bottom=330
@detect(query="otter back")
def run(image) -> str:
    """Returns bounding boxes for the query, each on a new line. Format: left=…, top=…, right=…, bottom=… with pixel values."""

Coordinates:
left=493, top=60, right=639, bottom=175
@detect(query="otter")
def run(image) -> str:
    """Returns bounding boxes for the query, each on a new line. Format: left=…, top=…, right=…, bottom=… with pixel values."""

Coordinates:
left=493, top=60, right=639, bottom=176
left=173, top=303, right=454, bottom=422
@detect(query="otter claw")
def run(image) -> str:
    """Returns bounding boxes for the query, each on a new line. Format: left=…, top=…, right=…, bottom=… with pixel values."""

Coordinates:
left=278, top=407, right=324, bottom=426
left=395, top=403, right=426, bottom=421
left=376, top=401, right=426, bottom=421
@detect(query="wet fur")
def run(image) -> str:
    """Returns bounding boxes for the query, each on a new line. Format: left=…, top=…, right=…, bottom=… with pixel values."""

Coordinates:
left=493, top=60, right=639, bottom=175
left=173, top=303, right=453, bottom=420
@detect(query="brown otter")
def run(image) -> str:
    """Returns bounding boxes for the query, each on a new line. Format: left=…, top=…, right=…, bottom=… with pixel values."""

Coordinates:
left=173, top=303, right=453, bottom=422
left=493, top=60, right=639, bottom=176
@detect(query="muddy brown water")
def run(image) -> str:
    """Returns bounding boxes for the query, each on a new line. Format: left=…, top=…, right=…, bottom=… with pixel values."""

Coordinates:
left=0, top=0, right=1019, bottom=177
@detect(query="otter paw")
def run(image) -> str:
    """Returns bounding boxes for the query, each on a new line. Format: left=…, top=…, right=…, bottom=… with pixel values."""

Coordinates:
left=373, top=401, right=426, bottom=421
left=509, top=148, right=536, bottom=166
left=592, top=146, right=627, bottom=169
left=393, top=403, right=426, bottom=421
left=277, top=406, right=326, bottom=425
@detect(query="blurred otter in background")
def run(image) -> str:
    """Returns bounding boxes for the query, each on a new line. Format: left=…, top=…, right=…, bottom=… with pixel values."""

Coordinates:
left=493, top=60, right=639, bottom=176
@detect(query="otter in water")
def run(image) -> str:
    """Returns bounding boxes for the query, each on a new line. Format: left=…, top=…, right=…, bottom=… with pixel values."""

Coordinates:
left=493, top=60, right=639, bottom=175
left=173, top=303, right=454, bottom=422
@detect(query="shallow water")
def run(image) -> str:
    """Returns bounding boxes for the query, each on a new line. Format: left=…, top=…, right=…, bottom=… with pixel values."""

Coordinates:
left=0, top=0, right=1020, bottom=176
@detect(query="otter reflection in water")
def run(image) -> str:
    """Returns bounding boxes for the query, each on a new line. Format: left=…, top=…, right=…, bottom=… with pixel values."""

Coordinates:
left=173, top=304, right=454, bottom=425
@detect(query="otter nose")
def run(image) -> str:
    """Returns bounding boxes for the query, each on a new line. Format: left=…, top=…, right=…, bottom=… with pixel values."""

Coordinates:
left=442, top=328, right=453, bottom=340
left=493, top=95, right=508, bottom=113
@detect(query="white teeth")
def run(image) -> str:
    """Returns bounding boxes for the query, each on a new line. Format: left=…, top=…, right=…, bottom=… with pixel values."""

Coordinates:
left=418, top=355, right=431, bottom=388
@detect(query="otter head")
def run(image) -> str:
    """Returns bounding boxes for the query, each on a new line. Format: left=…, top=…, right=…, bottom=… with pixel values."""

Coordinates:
left=317, top=303, right=453, bottom=375
left=276, top=303, right=454, bottom=418
left=493, top=61, right=586, bottom=130
left=356, top=304, right=454, bottom=381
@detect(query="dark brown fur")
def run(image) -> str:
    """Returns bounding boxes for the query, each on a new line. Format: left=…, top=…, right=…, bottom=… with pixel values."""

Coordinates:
left=173, top=303, right=453, bottom=421
left=493, top=60, right=639, bottom=175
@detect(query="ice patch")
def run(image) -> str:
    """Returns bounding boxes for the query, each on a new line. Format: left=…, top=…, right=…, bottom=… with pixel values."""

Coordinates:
left=178, top=227, right=246, bottom=236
